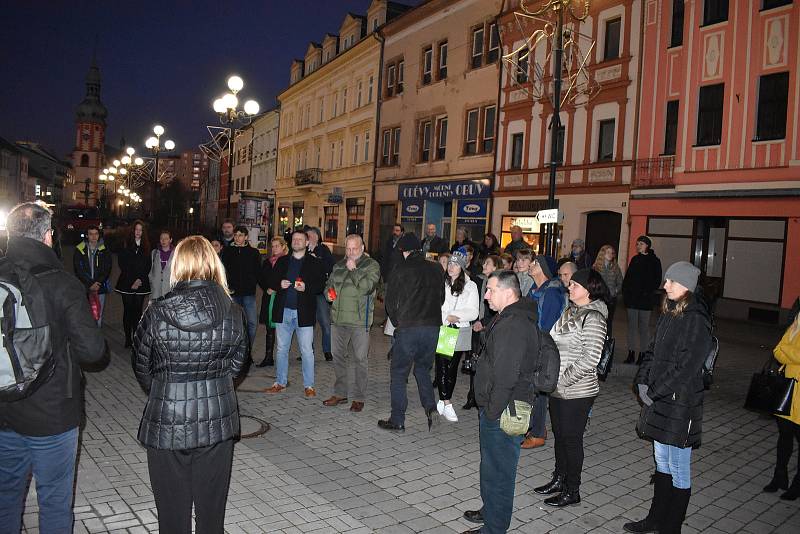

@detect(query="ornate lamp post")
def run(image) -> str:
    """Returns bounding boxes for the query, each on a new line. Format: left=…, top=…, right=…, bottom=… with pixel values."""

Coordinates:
left=103, top=147, right=144, bottom=217
left=145, top=125, right=175, bottom=185
left=212, top=75, right=260, bottom=218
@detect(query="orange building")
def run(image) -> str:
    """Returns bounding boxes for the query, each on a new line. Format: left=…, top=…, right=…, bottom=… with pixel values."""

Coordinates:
left=633, top=0, right=799, bottom=320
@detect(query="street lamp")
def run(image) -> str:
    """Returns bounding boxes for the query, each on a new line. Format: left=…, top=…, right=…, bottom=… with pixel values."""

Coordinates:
left=145, top=124, right=175, bottom=185
left=212, top=75, right=260, bottom=218
left=106, top=147, right=144, bottom=217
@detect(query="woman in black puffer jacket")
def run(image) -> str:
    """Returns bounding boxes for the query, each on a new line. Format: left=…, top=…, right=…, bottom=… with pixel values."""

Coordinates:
left=625, top=261, right=712, bottom=534
left=133, top=235, right=249, bottom=534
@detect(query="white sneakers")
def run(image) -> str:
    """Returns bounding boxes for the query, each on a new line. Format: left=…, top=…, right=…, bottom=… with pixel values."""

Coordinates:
left=442, top=403, right=458, bottom=422
left=437, top=400, right=445, bottom=415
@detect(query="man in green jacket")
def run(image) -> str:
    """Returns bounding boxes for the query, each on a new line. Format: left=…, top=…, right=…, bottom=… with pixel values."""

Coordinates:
left=322, top=234, right=380, bottom=413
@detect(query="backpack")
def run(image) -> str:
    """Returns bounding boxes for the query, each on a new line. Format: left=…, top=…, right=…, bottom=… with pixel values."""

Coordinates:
left=0, top=260, right=57, bottom=401
left=533, top=329, right=561, bottom=394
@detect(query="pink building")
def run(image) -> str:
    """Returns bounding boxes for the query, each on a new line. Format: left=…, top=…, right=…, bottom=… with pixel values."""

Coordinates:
left=633, top=0, right=800, bottom=320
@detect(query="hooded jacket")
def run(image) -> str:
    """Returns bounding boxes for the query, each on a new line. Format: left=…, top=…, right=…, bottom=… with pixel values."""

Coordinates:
left=550, top=299, right=608, bottom=399
left=441, top=274, right=480, bottom=328
left=133, top=280, right=249, bottom=449
left=73, top=239, right=112, bottom=294
left=474, top=299, right=541, bottom=420
left=635, top=292, right=712, bottom=448
left=385, top=250, right=445, bottom=328
left=623, top=250, right=663, bottom=310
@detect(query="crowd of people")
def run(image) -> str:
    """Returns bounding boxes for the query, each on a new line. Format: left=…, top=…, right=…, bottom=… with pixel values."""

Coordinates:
left=1, top=205, right=798, bottom=534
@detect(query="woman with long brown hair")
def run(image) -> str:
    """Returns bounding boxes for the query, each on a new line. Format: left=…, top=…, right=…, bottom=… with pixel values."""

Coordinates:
left=257, top=236, right=288, bottom=367
left=592, top=244, right=623, bottom=337
left=115, top=220, right=151, bottom=347
left=133, top=235, right=249, bottom=534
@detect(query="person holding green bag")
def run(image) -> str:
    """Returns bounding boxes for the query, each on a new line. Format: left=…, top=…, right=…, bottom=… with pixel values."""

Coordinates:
left=435, top=249, right=479, bottom=423
left=257, top=237, right=288, bottom=367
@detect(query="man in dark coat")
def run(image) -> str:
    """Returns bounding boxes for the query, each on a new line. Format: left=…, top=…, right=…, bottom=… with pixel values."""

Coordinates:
left=72, top=225, right=112, bottom=326
left=221, top=225, right=262, bottom=345
left=306, top=227, right=335, bottom=361
left=0, top=202, right=107, bottom=533
left=265, top=230, right=324, bottom=396
left=378, top=233, right=445, bottom=432
left=380, top=224, right=404, bottom=285
left=421, top=223, right=449, bottom=256
left=622, top=235, right=662, bottom=363
left=463, top=270, right=541, bottom=534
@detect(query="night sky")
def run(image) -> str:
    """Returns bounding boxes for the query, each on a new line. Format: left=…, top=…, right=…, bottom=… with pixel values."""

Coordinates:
left=1, top=0, right=417, bottom=160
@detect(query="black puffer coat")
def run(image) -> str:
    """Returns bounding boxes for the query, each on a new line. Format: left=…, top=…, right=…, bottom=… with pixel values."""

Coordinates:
left=133, top=280, right=249, bottom=450
left=634, top=293, right=712, bottom=448
left=623, top=251, right=662, bottom=310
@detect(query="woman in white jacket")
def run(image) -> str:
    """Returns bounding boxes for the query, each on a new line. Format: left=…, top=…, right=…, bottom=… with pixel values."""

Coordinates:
left=435, top=249, right=479, bottom=422
left=149, top=230, right=175, bottom=300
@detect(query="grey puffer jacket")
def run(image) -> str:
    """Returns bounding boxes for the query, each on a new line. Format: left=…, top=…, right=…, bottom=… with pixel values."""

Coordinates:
left=550, top=298, right=608, bottom=399
left=133, top=280, right=249, bottom=449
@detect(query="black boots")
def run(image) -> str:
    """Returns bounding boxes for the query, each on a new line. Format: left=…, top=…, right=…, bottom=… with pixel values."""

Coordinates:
left=781, top=474, right=800, bottom=500
left=257, top=328, right=275, bottom=367
left=534, top=473, right=565, bottom=495
left=463, top=374, right=477, bottom=410
left=764, top=467, right=789, bottom=493
left=623, top=472, right=672, bottom=533
left=625, top=350, right=635, bottom=364
left=324, top=351, right=333, bottom=362
left=543, top=487, right=580, bottom=507
left=659, top=486, right=691, bottom=534
left=636, top=352, right=645, bottom=365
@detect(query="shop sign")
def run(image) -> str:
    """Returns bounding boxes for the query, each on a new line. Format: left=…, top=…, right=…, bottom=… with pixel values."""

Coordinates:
left=536, top=208, right=563, bottom=224
left=510, top=217, right=539, bottom=232
left=399, top=179, right=491, bottom=200
left=401, top=199, right=424, bottom=218
left=456, top=199, right=487, bottom=219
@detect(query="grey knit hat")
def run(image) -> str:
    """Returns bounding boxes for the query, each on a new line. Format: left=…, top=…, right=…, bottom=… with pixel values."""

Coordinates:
left=449, top=249, right=468, bottom=270
left=664, top=261, right=701, bottom=292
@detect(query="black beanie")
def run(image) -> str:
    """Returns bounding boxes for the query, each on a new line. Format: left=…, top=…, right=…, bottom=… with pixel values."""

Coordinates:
left=396, top=233, right=421, bottom=252
left=570, top=268, right=592, bottom=290
left=637, top=235, right=652, bottom=248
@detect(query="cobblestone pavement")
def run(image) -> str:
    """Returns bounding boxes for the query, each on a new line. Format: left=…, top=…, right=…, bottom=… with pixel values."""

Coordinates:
left=17, top=284, right=800, bottom=533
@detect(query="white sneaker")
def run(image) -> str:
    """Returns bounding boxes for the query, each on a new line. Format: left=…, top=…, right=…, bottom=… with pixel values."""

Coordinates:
left=442, top=403, right=458, bottom=422
left=437, top=400, right=445, bottom=415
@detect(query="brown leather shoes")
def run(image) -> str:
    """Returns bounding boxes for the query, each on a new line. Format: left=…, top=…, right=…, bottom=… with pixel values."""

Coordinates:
left=323, top=395, right=348, bottom=406
left=349, top=401, right=364, bottom=412
left=304, top=387, right=316, bottom=398
left=265, top=384, right=286, bottom=394
left=521, top=433, right=546, bottom=449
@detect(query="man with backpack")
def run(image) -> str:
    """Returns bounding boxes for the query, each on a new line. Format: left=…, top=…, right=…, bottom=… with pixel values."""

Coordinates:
left=462, top=270, right=558, bottom=534
left=0, top=202, right=108, bottom=533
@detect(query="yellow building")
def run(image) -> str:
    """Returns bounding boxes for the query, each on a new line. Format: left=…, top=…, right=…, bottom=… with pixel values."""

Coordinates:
left=275, top=1, right=409, bottom=253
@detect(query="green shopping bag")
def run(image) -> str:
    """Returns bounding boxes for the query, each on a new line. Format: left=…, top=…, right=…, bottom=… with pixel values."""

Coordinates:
left=436, top=325, right=459, bottom=358
left=267, top=292, right=277, bottom=328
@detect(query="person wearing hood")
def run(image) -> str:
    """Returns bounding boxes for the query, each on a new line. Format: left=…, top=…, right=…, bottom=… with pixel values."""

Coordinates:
left=435, top=249, right=479, bottom=423
left=534, top=269, right=608, bottom=508
left=622, top=236, right=662, bottom=364
left=568, top=238, right=592, bottom=269
left=133, top=236, right=249, bottom=534
left=625, top=262, right=712, bottom=534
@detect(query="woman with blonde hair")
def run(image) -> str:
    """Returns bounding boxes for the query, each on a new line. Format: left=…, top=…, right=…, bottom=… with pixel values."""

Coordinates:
left=593, top=244, right=623, bottom=337
left=257, top=236, right=288, bottom=367
left=133, top=235, right=249, bottom=534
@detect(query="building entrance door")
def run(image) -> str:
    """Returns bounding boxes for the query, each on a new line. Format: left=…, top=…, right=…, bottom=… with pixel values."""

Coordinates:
left=692, top=218, right=727, bottom=301
left=585, top=211, right=622, bottom=264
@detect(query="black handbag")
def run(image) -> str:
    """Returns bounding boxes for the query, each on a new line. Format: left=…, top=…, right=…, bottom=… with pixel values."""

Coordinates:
left=597, top=336, right=615, bottom=382
left=744, top=358, right=795, bottom=416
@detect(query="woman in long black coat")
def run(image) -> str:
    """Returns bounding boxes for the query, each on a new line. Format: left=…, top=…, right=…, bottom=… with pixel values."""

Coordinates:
left=625, top=261, right=712, bottom=534
left=115, top=220, right=151, bottom=347
left=256, top=237, right=287, bottom=367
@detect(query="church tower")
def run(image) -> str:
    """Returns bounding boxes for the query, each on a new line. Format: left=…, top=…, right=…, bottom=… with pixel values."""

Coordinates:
left=70, top=56, right=108, bottom=206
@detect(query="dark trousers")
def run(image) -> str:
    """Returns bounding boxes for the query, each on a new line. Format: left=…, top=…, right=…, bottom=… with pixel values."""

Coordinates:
left=147, top=439, right=234, bottom=534
left=775, top=417, right=800, bottom=483
left=121, top=293, right=146, bottom=343
left=390, top=326, right=438, bottom=426
left=607, top=300, right=617, bottom=338
left=550, top=396, right=595, bottom=490
left=435, top=351, right=466, bottom=401
left=527, top=392, right=549, bottom=437
left=479, top=410, right=523, bottom=534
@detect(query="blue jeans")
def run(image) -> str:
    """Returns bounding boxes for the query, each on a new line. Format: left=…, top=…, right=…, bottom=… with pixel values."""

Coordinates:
left=479, top=410, right=523, bottom=534
left=0, top=427, right=79, bottom=534
left=654, top=440, right=692, bottom=489
left=275, top=308, right=315, bottom=388
left=528, top=391, right=549, bottom=437
left=316, top=294, right=332, bottom=353
left=232, top=294, right=257, bottom=346
left=389, top=326, right=438, bottom=426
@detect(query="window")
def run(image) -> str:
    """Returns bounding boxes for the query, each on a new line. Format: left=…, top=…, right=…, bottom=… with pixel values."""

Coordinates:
left=604, top=18, right=621, bottom=61
left=762, top=0, right=792, bottom=9
left=670, top=1, right=685, bottom=47
left=397, top=61, right=404, bottom=94
left=392, top=128, right=400, bottom=166
left=552, top=125, right=565, bottom=163
left=696, top=83, right=724, bottom=146
left=423, top=47, right=433, bottom=85
left=80, top=154, right=89, bottom=166
left=364, top=131, right=370, bottom=162
left=368, top=76, right=374, bottom=103
left=353, top=135, right=360, bottom=164
left=483, top=106, right=496, bottom=153
left=436, top=117, right=448, bottom=160
left=465, top=109, right=479, bottom=155
left=703, top=0, right=728, bottom=25
left=516, top=47, right=529, bottom=83
left=756, top=72, right=790, bottom=140
left=597, top=119, right=615, bottom=161
left=319, top=97, right=325, bottom=123
left=387, top=64, right=396, bottom=97
left=316, top=145, right=321, bottom=167
left=357, top=81, right=363, bottom=107
left=330, top=142, right=335, bottom=168
left=372, top=18, right=379, bottom=31
left=338, top=140, right=344, bottom=167
left=346, top=197, right=366, bottom=236
left=420, top=120, right=432, bottom=162
left=471, top=26, right=484, bottom=69
left=343, top=88, right=348, bottom=113
left=664, top=100, right=679, bottom=155
left=487, top=23, right=500, bottom=63
left=510, top=133, right=524, bottom=169
left=381, top=130, right=391, bottom=166
left=333, top=91, right=338, bottom=117
left=438, top=41, right=448, bottom=79
left=324, top=205, right=339, bottom=241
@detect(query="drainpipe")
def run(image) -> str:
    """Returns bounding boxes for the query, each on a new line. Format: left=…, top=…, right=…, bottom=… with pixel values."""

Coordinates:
left=369, top=30, right=385, bottom=256
left=627, top=0, right=646, bottom=265
left=488, top=0, right=507, bottom=238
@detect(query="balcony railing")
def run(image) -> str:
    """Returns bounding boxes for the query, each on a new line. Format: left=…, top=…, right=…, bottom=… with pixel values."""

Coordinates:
left=294, top=168, right=322, bottom=187
left=633, top=156, right=675, bottom=188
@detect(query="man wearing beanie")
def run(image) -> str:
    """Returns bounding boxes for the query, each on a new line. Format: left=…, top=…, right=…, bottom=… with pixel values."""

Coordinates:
left=522, top=254, right=569, bottom=449
left=380, top=233, right=446, bottom=432
left=622, top=235, right=662, bottom=364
